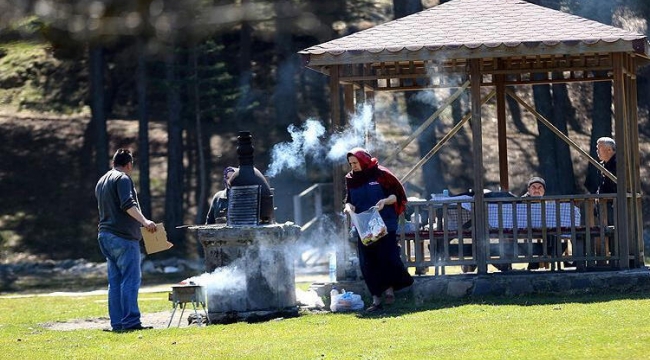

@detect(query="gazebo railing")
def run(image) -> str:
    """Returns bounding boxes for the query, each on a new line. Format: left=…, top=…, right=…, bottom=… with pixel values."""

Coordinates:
left=398, top=194, right=622, bottom=275
left=293, top=183, right=333, bottom=232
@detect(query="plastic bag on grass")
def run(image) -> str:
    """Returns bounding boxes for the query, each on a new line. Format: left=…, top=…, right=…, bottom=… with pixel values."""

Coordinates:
left=330, top=289, right=364, bottom=312
left=350, top=206, right=387, bottom=246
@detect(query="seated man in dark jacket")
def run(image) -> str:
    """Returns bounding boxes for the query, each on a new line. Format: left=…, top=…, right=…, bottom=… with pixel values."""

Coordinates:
left=522, top=176, right=545, bottom=198
left=521, top=177, right=571, bottom=270
left=523, top=177, right=548, bottom=270
left=206, top=166, right=236, bottom=224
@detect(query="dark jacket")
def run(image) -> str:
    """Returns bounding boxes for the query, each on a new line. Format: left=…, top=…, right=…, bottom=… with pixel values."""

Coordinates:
left=205, top=189, right=228, bottom=224
left=598, top=154, right=617, bottom=194
left=95, top=169, right=142, bottom=241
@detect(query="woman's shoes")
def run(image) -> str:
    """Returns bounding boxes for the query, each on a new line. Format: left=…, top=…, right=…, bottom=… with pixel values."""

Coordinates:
left=366, top=291, right=395, bottom=312
left=365, top=303, right=383, bottom=313
left=384, top=293, right=395, bottom=305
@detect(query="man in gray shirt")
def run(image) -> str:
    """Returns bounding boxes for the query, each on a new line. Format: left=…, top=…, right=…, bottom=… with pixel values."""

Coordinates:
left=95, top=148, right=157, bottom=332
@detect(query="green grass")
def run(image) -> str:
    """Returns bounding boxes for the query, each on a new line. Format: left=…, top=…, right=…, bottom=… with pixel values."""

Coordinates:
left=1, top=288, right=650, bottom=359
left=0, top=40, right=86, bottom=114
left=0, top=41, right=48, bottom=110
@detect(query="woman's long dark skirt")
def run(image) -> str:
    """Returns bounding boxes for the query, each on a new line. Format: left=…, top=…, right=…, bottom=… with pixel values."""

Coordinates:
left=357, top=231, right=414, bottom=297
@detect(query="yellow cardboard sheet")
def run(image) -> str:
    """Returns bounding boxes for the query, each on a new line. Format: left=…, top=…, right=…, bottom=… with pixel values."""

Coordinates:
left=141, top=223, right=173, bottom=254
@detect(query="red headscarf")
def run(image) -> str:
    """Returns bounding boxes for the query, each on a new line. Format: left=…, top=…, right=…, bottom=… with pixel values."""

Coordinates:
left=345, top=147, right=407, bottom=215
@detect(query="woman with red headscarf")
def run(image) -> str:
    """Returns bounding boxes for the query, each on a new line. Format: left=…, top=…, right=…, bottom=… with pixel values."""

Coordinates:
left=343, top=147, right=413, bottom=312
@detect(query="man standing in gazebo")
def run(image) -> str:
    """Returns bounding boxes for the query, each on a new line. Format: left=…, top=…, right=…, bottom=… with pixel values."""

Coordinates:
left=596, top=137, right=617, bottom=225
left=596, top=137, right=617, bottom=193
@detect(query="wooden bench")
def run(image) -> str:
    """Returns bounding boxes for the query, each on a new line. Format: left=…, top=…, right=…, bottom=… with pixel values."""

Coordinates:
left=400, top=225, right=616, bottom=273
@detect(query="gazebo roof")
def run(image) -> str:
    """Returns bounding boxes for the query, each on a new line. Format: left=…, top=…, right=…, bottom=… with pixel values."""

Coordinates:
left=299, top=0, right=648, bottom=68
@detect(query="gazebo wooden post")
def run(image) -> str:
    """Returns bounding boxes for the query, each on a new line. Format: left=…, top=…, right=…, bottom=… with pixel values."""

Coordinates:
left=495, top=70, right=509, bottom=191
left=340, top=83, right=357, bottom=279
left=330, top=65, right=348, bottom=281
left=365, top=89, right=375, bottom=142
left=330, top=65, right=343, bottom=212
left=626, top=55, right=645, bottom=267
left=470, top=59, right=488, bottom=274
left=344, top=84, right=355, bottom=118
left=612, top=53, right=630, bottom=269
left=623, top=53, right=643, bottom=266
left=361, top=63, right=375, bottom=145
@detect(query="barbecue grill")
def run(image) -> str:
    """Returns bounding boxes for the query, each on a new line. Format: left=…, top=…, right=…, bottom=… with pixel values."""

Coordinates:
left=167, top=284, right=209, bottom=327
left=188, top=131, right=301, bottom=324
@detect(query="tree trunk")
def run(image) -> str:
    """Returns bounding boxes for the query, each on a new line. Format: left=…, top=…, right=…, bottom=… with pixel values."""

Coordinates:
left=529, top=0, right=569, bottom=197
left=405, top=91, right=443, bottom=197
left=136, top=38, right=152, bottom=219
left=274, top=0, right=299, bottom=126
left=89, top=45, right=108, bottom=177
left=394, top=0, right=445, bottom=196
left=191, top=46, right=208, bottom=227
left=636, top=0, right=650, bottom=115
left=236, top=0, right=254, bottom=123
left=586, top=76, right=613, bottom=192
left=308, top=0, right=346, bottom=40
left=551, top=73, right=576, bottom=194
left=577, top=3, right=614, bottom=193
left=447, top=91, right=473, bottom=192
left=507, top=90, right=529, bottom=135
left=394, top=0, right=423, bottom=15
left=164, top=48, right=186, bottom=252
left=532, top=76, right=559, bottom=193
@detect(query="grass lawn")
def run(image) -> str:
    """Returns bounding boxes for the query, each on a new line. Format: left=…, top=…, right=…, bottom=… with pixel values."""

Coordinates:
left=1, top=286, right=650, bottom=360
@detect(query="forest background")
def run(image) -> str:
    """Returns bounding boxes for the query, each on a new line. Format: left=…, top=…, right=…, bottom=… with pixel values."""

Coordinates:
left=1, top=0, right=650, bottom=264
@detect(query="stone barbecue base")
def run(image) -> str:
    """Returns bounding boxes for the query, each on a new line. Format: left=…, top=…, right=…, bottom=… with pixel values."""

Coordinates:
left=207, top=307, right=300, bottom=324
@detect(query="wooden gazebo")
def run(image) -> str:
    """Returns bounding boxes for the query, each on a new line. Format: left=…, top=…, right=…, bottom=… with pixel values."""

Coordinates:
left=299, top=0, right=648, bottom=274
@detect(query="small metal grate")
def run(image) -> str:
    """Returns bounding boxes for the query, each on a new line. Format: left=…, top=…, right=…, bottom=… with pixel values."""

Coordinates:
left=168, top=284, right=208, bottom=327
left=227, top=185, right=261, bottom=226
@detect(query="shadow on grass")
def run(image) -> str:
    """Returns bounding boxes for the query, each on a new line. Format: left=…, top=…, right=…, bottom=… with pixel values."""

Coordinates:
left=2, top=271, right=197, bottom=295
left=355, top=290, right=650, bottom=319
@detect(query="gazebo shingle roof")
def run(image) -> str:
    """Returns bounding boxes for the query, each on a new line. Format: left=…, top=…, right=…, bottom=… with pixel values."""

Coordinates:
left=300, top=0, right=648, bottom=66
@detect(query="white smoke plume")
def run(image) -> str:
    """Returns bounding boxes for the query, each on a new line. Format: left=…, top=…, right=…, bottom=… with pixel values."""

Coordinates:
left=182, top=258, right=246, bottom=301
left=326, top=103, right=376, bottom=161
left=265, top=119, right=326, bottom=177
left=266, top=104, right=377, bottom=177
left=182, top=225, right=339, bottom=312
left=613, top=7, right=647, bottom=35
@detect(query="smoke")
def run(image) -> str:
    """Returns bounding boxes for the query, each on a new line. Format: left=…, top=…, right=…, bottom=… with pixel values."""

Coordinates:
left=185, top=223, right=338, bottom=312
left=410, top=89, right=439, bottom=107
left=266, top=104, right=377, bottom=177
left=293, top=214, right=343, bottom=261
left=326, top=103, right=376, bottom=160
left=613, top=7, right=647, bottom=35
left=183, top=258, right=247, bottom=304
left=266, top=119, right=326, bottom=177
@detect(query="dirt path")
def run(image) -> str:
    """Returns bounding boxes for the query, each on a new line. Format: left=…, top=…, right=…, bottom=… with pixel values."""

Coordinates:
left=36, top=273, right=330, bottom=331
left=42, top=310, right=178, bottom=331
left=31, top=285, right=196, bottom=331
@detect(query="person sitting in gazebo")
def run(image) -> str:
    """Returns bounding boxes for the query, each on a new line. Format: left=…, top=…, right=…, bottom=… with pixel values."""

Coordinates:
left=206, top=166, right=237, bottom=224
left=522, top=176, right=546, bottom=198
left=523, top=177, right=549, bottom=270
left=522, top=177, right=571, bottom=270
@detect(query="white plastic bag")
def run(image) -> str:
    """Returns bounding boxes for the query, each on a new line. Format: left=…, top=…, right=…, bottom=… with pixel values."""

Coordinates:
left=350, top=206, right=387, bottom=246
left=330, top=290, right=364, bottom=312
